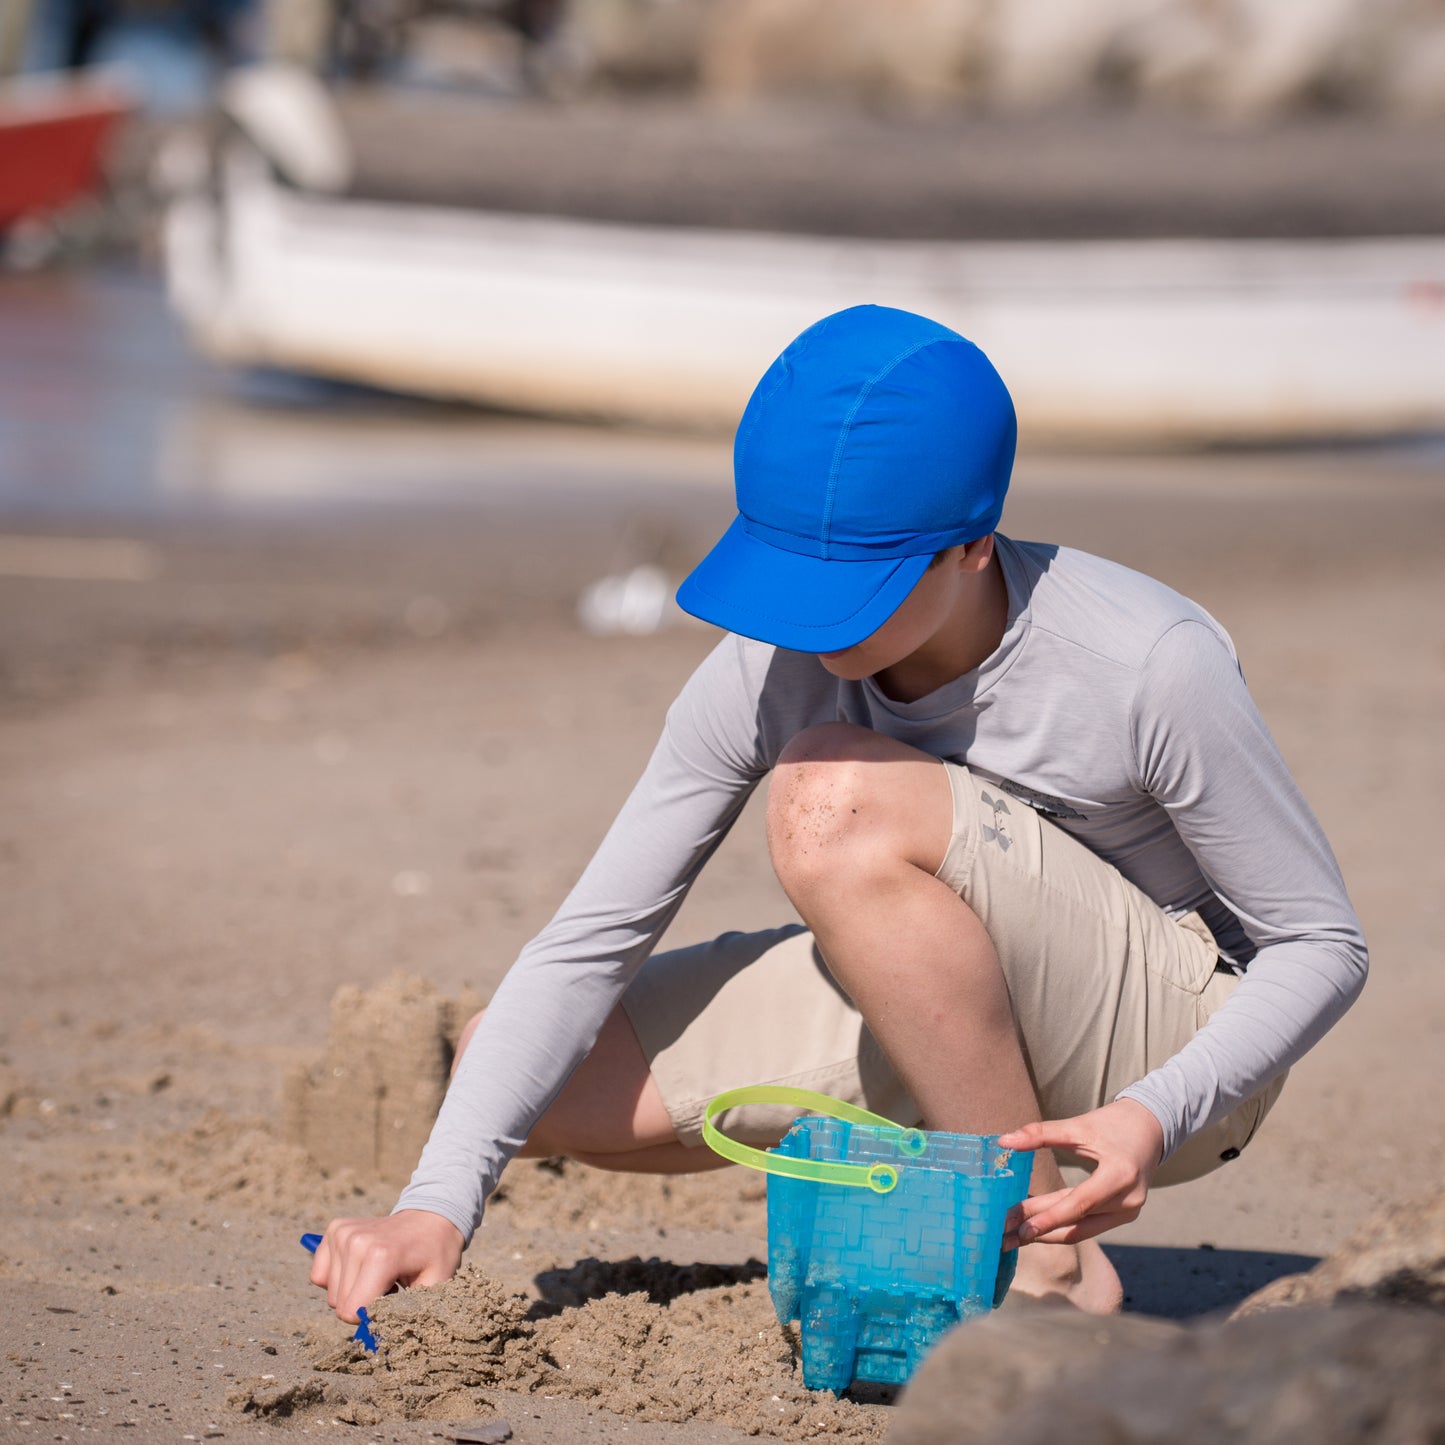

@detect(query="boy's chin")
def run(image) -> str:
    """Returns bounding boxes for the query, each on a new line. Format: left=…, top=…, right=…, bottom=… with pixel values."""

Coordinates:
left=816, top=651, right=874, bottom=681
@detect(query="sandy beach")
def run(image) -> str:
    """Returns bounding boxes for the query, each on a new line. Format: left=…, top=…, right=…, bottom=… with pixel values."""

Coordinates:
left=1, top=270, right=1443, bottom=1441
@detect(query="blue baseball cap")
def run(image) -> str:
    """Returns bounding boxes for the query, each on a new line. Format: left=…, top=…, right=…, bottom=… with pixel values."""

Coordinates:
left=676, top=305, right=1016, bottom=653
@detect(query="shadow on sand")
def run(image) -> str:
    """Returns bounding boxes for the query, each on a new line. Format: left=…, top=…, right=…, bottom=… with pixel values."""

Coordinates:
left=530, top=1256, right=768, bottom=1318
left=1105, top=1244, right=1319, bottom=1319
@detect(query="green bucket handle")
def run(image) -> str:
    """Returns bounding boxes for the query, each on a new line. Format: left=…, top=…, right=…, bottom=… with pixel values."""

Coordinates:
left=702, top=1085, right=930, bottom=1195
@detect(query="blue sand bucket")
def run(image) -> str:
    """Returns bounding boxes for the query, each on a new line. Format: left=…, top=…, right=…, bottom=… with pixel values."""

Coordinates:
left=703, top=1086, right=1033, bottom=1393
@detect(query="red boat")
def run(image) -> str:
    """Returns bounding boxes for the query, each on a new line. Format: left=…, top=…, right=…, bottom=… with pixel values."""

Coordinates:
left=0, top=74, right=132, bottom=229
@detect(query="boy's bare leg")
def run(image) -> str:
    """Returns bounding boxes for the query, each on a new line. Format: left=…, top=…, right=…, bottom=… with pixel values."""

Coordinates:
left=765, top=723, right=1122, bottom=1314
left=452, top=1004, right=729, bottom=1174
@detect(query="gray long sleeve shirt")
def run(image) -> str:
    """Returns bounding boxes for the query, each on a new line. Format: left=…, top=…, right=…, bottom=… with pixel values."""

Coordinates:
left=395, top=535, right=1367, bottom=1241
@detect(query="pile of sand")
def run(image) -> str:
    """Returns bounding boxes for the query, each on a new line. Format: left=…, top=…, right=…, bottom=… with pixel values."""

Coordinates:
left=282, top=972, right=483, bottom=1185
left=256, top=974, right=878, bottom=1435
left=320, top=1267, right=542, bottom=1420
left=308, top=1262, right=886, bottom=1440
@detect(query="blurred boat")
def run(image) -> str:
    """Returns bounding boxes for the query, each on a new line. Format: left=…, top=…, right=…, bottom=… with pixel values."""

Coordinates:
left=161, top=68, right=1445, bottom=446
left=0, top=72, right=132, bottom=228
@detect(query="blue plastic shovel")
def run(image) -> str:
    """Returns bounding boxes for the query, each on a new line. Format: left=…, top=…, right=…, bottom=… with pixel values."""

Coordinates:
left=300, top=1232, right=378, bottom=1351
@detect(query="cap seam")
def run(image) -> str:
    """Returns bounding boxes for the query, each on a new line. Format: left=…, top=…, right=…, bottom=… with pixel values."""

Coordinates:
left=734, top=313, right=838, bottom=484
left=821, top=334, right=957, bottom=558
left=733, top=355, right=795, bottom=481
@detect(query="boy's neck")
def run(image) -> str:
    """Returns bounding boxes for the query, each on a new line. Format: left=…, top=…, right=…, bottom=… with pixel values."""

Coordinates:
left=873, top=550, right=1010, bottom=704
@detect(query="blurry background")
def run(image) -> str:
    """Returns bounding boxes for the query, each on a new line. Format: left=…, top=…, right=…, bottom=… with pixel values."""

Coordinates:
left=1, top=3, right=1444, bottom=1413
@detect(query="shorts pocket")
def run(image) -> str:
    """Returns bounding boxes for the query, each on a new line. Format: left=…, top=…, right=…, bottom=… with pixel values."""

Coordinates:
left=1142, top=905, right=1221, bottom=999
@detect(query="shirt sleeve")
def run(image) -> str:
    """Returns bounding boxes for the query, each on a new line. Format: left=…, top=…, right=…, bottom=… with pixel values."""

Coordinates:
left=393, top=634, right=770, bottom=1241
left=1115, top=620, right=1368, bottom=1161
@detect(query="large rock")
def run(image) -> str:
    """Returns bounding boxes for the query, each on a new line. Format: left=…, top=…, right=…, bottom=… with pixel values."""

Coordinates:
left=1105, top=5, right=1233, bottom=106
left=1232, top=1191, right=1445, bottom=1317
left=569, top=0, right=1440, bottom=120
left=899, top=1197, right=1445, bottom=1445
left=699, top=0, right=990, bottom=108
left=891, top=1302, right=1184, bottom=1444
left=982, top=0, right=1166, bottom=108
left=973, top=1304, right=1445, bottom=1444
left=1382, top=16, right=1445, bottom=117
left=563, top=0, right=711, bottom=91
left=1209, top=0, right=1373, bottom=115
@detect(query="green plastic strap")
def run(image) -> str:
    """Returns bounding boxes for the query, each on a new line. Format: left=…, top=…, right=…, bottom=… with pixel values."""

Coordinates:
left=702, top=1085, right=920, bottom=1194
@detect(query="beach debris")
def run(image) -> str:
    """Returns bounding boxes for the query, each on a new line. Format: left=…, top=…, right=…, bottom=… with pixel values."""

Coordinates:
left=448, top=1422, right=513, bottom=1444
left=391, top=868, right=433, bottom=897
left=577, top=565, right=676, bottom=636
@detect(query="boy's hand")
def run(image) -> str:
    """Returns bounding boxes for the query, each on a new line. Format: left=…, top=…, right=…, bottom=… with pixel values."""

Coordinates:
left=998, top=1099, right=1165, bottom=1248
left=309, top=1209, right=464, bottom=1323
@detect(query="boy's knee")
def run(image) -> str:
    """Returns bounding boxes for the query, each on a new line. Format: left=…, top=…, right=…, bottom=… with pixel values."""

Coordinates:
left=766, top=724, right=933, bottom=886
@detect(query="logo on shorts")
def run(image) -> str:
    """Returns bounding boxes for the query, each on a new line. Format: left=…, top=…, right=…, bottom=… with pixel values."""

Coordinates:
left=979, top=790, right=1012, bottom=851
left=995, top=778, right=1088, bottom=822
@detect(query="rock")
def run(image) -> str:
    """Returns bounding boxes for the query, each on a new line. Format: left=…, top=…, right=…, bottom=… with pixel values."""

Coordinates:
left=1383, top=18, right=1445, bottom=118
left=974, top=1303, right=1445, bottom=1444
left=562, top=0, right=711, bottom=91
left=1106, top=5, right=1232, bottom=107
left=982, top=0, right=1162, bottom=109
left=283, top=973, right=485, bottom=1183
left=1232, top=1191, right=1445, bottom=1318
left=447, top=1421, right=514, bottom=1444
left=891, top=1299, right=1184, bottom=1444
left=1211, top=0, right=1370, bottom=116
left=699, top=0, right=990, bottom=109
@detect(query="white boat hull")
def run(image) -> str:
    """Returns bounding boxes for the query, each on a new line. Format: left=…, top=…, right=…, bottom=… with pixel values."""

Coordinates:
left=165, top=143, right=1445, bottom=445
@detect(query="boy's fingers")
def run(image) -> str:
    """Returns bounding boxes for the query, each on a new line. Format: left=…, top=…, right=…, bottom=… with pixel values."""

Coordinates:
left=1006, top=1185, right=1088, bottom=1248
left=339, top=1256, right=404, bottom=1325
left=308, top=1235, right=331, bottom=1288
left=996, top=1122, right=1048, bottom=1150
left=1020, top=1207, right=1138, bottom=1246
left=336, top=1237, right=392, bottom=1325
left=1015, top=1188, right=1073, bottom=1221
left=1017, top=1171, right=1122, bottom=1241
left=998, top=1119, right=1085, bottom=1153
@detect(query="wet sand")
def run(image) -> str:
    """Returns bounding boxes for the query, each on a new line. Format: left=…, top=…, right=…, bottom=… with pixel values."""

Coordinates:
left=2, top=273, right=1443, bottom=1440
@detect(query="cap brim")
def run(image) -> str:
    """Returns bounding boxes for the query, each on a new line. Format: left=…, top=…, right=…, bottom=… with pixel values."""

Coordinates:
left=676, top=516, right=934, bottom=653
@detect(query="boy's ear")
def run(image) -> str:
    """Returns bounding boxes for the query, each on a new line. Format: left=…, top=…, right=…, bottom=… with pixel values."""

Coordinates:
left=959, top=535, right=996, bottom=572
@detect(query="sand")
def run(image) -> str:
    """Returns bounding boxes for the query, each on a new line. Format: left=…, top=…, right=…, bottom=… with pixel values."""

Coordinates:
left=301, top=1262, right=881, bottom=1438
left=2, top=421, right=1444, bottom=1441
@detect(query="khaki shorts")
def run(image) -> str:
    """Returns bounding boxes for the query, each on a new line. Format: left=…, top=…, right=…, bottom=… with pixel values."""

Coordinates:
left=622, top=760, right=1286, bottom=1188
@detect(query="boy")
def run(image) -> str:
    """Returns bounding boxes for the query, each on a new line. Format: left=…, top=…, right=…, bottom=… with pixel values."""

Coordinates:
left=312, top=305, right=1366, bottom=1318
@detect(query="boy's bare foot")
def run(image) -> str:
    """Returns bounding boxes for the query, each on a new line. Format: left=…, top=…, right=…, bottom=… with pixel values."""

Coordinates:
left=1008, top=1238, right=1124, bottom=1315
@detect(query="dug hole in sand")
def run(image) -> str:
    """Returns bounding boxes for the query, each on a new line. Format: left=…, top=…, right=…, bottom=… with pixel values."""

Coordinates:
left=267, top=973, right=887, bottom=1439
